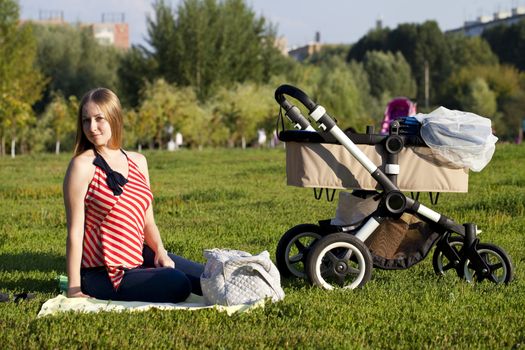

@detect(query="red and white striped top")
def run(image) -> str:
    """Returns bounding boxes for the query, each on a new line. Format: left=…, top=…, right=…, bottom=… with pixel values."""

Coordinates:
left=82, top=154, right=153, bottom=290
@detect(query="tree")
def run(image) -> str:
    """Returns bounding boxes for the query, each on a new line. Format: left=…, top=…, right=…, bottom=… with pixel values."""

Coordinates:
left=444, top=64, right=521, bottom=107
left=32, top=23, right=120, bottom=110
left=363, top=51, right=416, bottom=100
left=146, top=0, right=177, bottom=81
left=268, top=58, right=379, bottom=132
left=310, top=58, right=375, bottom=131
left=137, top=79, right=180, bottom=149
left=410, top=22, right=452, bottom=105
left=145, top=0, right=283, bottom=100
left=0, top=0, right=45, bottom=156
left=446, top=35, right=498, bottom=72
left=461, top=77, right=497, bottom=117
left=347, top=27, right=390, bottom=62
left=347, top=21, right=452, bottom=106
left=441, top=64, right=523, bottom=138
left=177, top=101, right=217, bottom=149
left=137, top=79, right=209, bottom=149
left=117, top=46, right=157, bottom=108
left=39, top=92, right=77, bottom=154
left=212, top=82, right=275, bottom=148
left=482, top=20, right=525, bottom=71
left=123, top=108, right=148, bottom=151
left=500, top=86, right=525, bottom=141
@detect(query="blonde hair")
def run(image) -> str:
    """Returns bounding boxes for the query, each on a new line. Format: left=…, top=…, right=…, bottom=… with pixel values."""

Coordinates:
left=74, top=88, right=124, bottom=156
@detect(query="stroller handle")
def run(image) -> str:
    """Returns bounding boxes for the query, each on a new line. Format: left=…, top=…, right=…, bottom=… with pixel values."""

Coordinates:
left=275, top=85, right=316, bottom=131
left=275, top=84, right=317, bottom=111
left=275, top=84, right=339, bottom=134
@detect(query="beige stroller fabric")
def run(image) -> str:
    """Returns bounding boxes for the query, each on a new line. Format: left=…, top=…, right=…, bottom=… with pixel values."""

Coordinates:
left=285, top=142, right=468, bottom=192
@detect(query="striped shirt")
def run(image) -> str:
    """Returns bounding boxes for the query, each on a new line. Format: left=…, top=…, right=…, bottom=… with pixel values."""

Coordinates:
left=82, top=153, right=153, bottom=290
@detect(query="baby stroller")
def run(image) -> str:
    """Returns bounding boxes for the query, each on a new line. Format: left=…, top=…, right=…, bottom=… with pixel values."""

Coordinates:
left=380, top=97, right=417, bottom=134
left=274, top=84, right=513, bottom=290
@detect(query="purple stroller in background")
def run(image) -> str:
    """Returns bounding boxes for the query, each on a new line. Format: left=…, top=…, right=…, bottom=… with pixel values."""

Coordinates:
left=380, top=97, right=417, bottom=134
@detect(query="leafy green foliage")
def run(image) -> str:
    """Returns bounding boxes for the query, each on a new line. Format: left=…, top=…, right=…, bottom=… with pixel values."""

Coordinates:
left=460, top=77, right=497, bottom=117
left=129, top=79, right=276, bottom=149
left=117, top=46, right=157, bottom=108
left=308, top=58, right=374, bottom=131
left=410, top=21, right=452, bottom=101
left=4, top=0, right=525, bottom=153
left=0, top=0, right=45, bottom=156
left=441, top=64, right=524, bottom=138
left=32, top=24, right=121, bottom=105
left=348, top=21, right=484, bottom=105
left=37, top=93, right=77, bottom=154
left=346, top=27, right=390, bottom=62
left=447, top=34, right=499, bottom=71
left=0, top=146, right=524, bottom=348
left=482, top=19, right=525, bottom=71
left=363, top=50, right=417, bottom=100
left=145, top=0, right=283, bottom=100
left=136, top=78, right=214, bottom=149
left=210, top=82, right=275, bottom=147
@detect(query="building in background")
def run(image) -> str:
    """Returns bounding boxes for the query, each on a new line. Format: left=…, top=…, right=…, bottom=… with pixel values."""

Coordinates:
left=273, top=36, right=288, bottom=56
left=447, top=6, right=525, bottom=36
left=288, top=31, right=322, bottom=61
left=22, top=10, right=129, bottom=49
left=87, top=13, right=129, bottom=50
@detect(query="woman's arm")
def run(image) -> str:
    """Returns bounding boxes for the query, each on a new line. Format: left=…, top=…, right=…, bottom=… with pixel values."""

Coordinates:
left=144, top=206, right=174, bottom=268
left=132, top=152, right=175, bottom=268
left=63, top=155, right=94, bottom=297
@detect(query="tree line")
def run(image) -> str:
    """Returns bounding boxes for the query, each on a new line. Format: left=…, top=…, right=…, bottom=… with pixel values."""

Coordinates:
left=1, top=0, right=525, bottom=156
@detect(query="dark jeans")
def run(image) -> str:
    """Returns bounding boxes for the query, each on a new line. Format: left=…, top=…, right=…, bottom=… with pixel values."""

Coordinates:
left=81, top=246, right=204, bottom=303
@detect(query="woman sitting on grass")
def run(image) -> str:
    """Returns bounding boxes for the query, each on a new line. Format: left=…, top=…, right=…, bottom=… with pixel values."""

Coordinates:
left=63, top=87, right=203, bottom=302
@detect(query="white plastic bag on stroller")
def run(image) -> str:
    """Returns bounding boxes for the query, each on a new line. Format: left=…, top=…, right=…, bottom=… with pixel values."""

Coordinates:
left=414, top=107, right=498, bottom=172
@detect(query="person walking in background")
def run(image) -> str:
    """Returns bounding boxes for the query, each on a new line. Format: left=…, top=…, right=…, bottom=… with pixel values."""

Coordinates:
left=257, top=129, right=267, bottom=148
left=518, top=118, right=525, bottom=144
left=63, top=87, right=203, bottom=302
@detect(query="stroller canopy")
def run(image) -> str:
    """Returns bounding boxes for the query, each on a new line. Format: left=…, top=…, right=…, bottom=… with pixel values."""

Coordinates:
left=380, top=97, right=417, bottom=134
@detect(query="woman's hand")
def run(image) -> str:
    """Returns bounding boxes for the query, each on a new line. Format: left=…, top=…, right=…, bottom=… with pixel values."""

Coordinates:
left=154, top=249, right=175, bottom=268
left=67, top=286, right=90, bottom=298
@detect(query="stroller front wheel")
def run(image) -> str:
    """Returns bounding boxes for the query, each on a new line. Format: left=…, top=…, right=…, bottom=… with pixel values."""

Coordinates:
left=432, top=236, right=464, bottom=277
left=463, top=243, right=514, bottom=284
left=306, top=233, right=373, bottom=290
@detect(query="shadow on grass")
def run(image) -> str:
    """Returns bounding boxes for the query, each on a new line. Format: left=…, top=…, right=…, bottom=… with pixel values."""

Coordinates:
left=0, top=252, right=64, bottom=272
left=0, top=252, right=63, bottom=293
left=0, top=277, right=58, bottom=294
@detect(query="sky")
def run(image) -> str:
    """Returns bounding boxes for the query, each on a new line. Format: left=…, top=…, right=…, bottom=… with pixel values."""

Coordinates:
left=17, top=0, right=525, bottom=49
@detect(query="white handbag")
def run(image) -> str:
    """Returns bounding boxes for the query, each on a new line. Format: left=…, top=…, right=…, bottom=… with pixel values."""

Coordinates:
left=200, top=249, right=285, bottom=306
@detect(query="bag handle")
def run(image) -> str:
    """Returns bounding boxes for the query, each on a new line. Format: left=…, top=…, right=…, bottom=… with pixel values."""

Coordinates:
left=223, top=252, right=272, bottom=277
left=222, top=252, right=282, bottom=292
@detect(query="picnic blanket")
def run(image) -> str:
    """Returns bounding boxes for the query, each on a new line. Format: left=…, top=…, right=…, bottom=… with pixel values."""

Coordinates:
left=38, top=293, right=263, bottom=317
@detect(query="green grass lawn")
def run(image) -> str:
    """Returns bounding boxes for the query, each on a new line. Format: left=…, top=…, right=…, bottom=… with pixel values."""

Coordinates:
left=0, top=144, right=524, bottom=349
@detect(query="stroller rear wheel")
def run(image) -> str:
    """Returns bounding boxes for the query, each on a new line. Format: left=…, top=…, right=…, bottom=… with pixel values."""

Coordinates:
left=432, top=236, right=464, bottom=277
left=276, top=224, right=325, bottom=279
left=464, top=243, right=513, bottom=284
left=306, top=233, right=373, bottom=290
